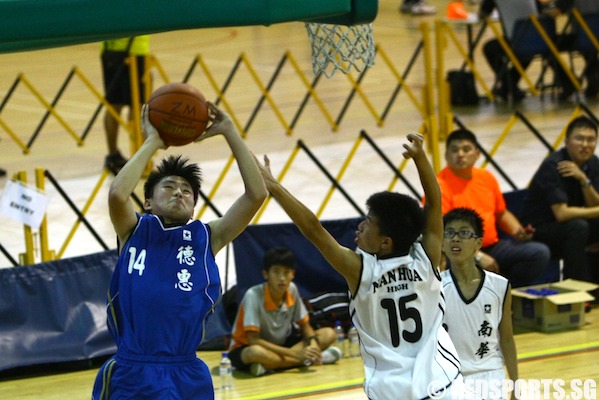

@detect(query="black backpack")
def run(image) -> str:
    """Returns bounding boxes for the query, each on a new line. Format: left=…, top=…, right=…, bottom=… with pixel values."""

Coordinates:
left=303, top=291, right=351, bottom=331
left=447, top=70, right=479, bottom=106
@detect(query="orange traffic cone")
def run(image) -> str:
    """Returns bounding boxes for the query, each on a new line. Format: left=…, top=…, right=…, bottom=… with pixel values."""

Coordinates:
left=447, top=1, right=468, bottom=19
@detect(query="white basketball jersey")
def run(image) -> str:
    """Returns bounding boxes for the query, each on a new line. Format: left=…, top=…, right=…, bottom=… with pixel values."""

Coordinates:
left=441, top=268, right=509, bottom=376
left=351, top=244, right=461, bottom=400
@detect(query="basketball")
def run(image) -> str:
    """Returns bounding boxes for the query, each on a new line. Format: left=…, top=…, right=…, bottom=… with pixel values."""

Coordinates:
left=147, top=82, right=210, bottom=146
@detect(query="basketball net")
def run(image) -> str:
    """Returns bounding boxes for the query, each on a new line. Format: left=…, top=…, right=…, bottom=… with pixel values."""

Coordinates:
left=305, top=22, right=375, bottom=78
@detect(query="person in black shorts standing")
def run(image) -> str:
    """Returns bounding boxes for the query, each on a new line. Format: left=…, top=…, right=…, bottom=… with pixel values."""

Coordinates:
left=100, top=36, right=149, bottom=172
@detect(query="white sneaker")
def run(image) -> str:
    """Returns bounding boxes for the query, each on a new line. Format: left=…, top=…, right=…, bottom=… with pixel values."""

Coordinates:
left=400, top=1, right=437, bottom=15
left=321, top=346, right=343, bottom=364
left=250, top=363, right=266, bottom=377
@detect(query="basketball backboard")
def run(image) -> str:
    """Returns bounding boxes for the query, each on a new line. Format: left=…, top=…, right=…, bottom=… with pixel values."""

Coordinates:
left=0, top=0, right=378, bottom=53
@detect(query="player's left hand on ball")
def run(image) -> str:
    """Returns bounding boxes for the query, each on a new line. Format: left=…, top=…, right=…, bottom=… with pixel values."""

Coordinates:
left=196, top=102, right=235, bottom=141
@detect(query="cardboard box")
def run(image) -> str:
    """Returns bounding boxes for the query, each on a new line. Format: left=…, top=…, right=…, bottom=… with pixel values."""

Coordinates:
left=512, top=279, right=598, bottom=332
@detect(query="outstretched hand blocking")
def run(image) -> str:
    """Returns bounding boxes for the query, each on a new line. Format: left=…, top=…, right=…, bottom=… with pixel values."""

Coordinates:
left=255, top=154, right=278, bottom=192
left=402, top=132, right=425, bottom=160
left=257, top=133, right=429, bottom=192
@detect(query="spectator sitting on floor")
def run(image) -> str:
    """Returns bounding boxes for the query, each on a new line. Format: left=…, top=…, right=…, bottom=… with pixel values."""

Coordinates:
left=227, top=247, right=340, bottom=377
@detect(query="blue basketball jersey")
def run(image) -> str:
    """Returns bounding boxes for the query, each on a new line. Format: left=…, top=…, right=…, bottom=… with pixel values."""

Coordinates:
left=92, top=214, right=221, bottom=399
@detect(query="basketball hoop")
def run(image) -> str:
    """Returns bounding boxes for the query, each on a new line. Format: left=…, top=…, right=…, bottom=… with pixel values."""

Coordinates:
left=305, top=22, right=375, bottom=78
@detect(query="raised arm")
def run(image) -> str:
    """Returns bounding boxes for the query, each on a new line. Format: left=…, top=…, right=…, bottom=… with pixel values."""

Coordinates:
left=257, top=155, right=362, bottom=293
left=108, top=105, right=165, bottom=246
left=205, top=104, right=267, bottom=254
left=403, top=133, right=442, bottom=269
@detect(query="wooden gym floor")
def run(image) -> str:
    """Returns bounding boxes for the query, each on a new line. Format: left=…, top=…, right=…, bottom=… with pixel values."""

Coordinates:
left=0, top=318, right=598, bottom=399
left=0, top=0, right=598, bottom=398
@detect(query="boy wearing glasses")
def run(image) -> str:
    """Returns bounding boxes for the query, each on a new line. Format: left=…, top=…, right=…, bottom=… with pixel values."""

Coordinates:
left=257, top=133, right=463, bottom=399
left=436, top=129, right=550, bottom=287
left=521, top=116, right=599, bottom=284
left=442, top=207, right=518, bottom=400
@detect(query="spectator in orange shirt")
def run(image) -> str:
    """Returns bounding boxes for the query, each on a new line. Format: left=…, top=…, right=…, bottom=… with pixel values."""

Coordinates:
left=435, top=129, right=551, bottom=287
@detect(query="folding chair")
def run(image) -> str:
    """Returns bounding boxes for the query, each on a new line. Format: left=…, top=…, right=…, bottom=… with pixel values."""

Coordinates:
left=567, top=1, right=599, bottom=56
left=573, top=0, right=599, bottom=16
left=488, top=0, right=580, bottom=101
left=570, top=0, right=599, bottom=97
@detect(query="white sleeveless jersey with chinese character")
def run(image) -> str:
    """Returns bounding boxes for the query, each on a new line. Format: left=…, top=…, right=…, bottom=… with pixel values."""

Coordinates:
left=441, top=268, right=508, bottom=376
left=351, top=244, right=461, bottom=400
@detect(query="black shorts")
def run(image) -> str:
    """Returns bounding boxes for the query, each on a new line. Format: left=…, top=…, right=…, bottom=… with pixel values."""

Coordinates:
left=101, top=51, right=146, bottom=105
left=228, top=329, right=303, bottom=371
